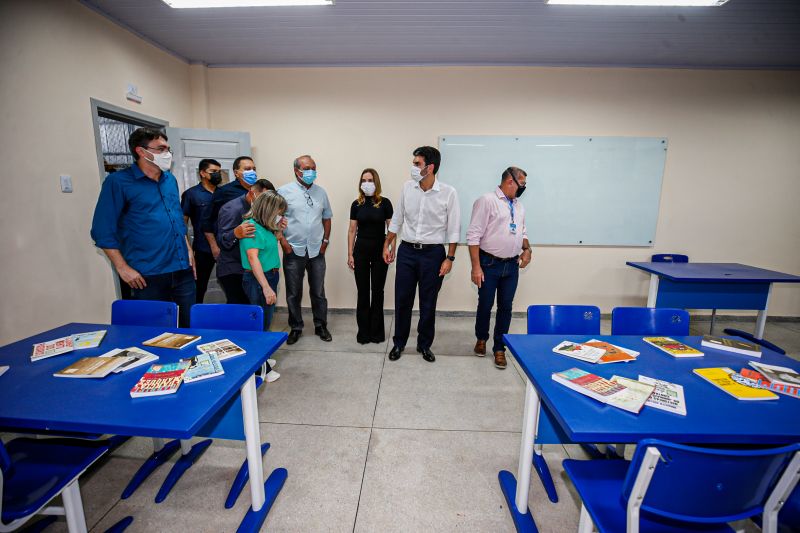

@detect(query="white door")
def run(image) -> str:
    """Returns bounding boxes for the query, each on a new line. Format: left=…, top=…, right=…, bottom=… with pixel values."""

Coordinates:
left=166, top=127, right=252, bottom=303
left=166, top=127, right=252, bottom=193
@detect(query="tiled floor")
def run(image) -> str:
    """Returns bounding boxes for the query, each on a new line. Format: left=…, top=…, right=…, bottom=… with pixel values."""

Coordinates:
left=16, top=312, right=800, bottom=532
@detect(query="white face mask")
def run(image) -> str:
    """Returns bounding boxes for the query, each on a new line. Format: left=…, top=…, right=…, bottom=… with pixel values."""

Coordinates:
left=410, top=165, right=424, bottom=182
left=360, top=182, right=376, bottom=196
left=145, top=149, right=173, bottom=172
left=274, top=215, right=283, bottom=225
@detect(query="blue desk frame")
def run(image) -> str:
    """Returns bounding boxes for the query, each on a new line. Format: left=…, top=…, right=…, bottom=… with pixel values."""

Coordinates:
left=627, top=262, right=800, bottom=340
left=0, top=323, right=288, bottom=533
left=498, top=333, right=800, bottom=532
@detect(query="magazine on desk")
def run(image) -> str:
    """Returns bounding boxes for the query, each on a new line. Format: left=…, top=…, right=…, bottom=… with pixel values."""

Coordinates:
left=739, top=368, right=800, bottom=398
left=637, top=375, right=687, bottom=415
left=31, top=336, right=74, bottom=361
left=130, top=361, right=190, bottom=398
left=701, top=335, right=761, bottom=358
left=71, top=330, right=107, bottom=350
left=99, top=347, right=159, bottom=373
left=552, top=368, right=654, bottom=414
left=54, top=356, right=134, bottom=378
left=142, top=332, right=201, bottom=350
left=585, top=340, right=639, bottom=364
left=747, top=361, right=800, bottom=390
left=643, top=337, right=703, bottom=358
left=196, top=339, right=246, bottom=361
left=182, top=352, right=225, bottom=383
left=552, top=341, right=605, bottom=363
left=693, top=367, right=778, bottom=401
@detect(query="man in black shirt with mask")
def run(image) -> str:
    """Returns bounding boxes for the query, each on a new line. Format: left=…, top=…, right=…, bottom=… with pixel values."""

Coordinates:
left=181, top=158, right=222, bottom=303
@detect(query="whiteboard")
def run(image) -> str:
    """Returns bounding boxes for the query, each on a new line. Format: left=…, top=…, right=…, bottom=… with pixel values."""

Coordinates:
left=438, top=136, right=668, bottom=246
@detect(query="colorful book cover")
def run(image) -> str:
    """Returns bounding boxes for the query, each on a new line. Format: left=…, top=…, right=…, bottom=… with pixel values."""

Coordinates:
left=31, top=336, right=74, bottom=361
left=638, top=375, right=687, bottom=416
left=607, top=376, right=656, bottom=414
left=54, top=356, right=133, bottom=378
left=182, top=352, right=225, bottom=383
left=643, top=337, right=703, bottom=358
left=196, top=339, right=246, bottom=361
left=701, top=335, right=761, bottom=358
left=71, top=330, right=107, bottom=350
left=740, top=368, right=800, bottom=398
left=552, top=341, right=605, bottom=363
left=99, top=347, right=159, bottom=373
left=585, top=340, right=638, bottom=364
left=747, top=362, right=800, bottom=390
left=693, top=367, right=778, bottom=401
left=130, top=361, right=190, bottom=398
left=142, top=332, right=202, bottom=350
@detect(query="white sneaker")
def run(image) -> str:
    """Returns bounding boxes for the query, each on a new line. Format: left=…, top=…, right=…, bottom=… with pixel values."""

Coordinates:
left=267, top=358, right=276, bottom=367
left=265, top=370, right=281, bottom=383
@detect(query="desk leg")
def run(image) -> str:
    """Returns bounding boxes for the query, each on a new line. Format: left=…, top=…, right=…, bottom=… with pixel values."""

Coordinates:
left=237, top=375, right=287, bottom=533
left=647, top=274, right=659, bottom=307
left=498, top=379, right=539, bottom=532
left=754, top=284, right=772, bottom=340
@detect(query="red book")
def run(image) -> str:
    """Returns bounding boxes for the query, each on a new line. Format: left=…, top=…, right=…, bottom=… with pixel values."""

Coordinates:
left=130, top=362, right=189, bottom=398
left=739, top=368, right=800, bottom=398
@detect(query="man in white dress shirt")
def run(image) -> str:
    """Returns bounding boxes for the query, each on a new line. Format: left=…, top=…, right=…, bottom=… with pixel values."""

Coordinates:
left=383, top=146, right=460, bottom=363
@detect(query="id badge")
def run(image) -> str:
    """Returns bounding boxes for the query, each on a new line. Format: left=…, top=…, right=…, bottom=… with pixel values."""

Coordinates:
left=509, top=223, right=517, bottom=234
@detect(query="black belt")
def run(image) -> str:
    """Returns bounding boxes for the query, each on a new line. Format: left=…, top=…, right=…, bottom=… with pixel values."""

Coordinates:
left=401, top=241, right=442, bottom=250
left=479, top=249, right=518, bottom=262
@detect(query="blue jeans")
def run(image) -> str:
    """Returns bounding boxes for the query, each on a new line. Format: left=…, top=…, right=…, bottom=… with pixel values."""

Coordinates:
left=242, top=270, right=280, bottom=331
left=474, top=254, right=520, bottom=354
left=130, top=268, right=196, bottom=328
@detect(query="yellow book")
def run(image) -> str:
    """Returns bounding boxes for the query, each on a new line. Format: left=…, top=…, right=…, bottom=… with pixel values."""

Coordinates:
left=643, top=337, right=703, bottom=358
left=693, top=367, right=778, bottom=401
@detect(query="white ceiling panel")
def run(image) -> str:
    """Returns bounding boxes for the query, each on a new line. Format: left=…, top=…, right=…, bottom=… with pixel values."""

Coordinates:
left=80, top=0, right=800, bottom=68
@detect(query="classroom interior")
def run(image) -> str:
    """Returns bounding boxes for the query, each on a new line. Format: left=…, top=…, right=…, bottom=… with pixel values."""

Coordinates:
left=1, top=1, right=799, bottom=532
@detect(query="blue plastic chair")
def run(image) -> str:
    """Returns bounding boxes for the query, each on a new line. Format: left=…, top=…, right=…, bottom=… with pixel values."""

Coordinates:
left=111, top=299, right=178, bottom=328
left=611, top=307, right=690, bottom=336
left=563, top=439, right=800, bottom=533
left=651, top=253, right=688, bottom=263
left=111, top=299, right=199, bottom=504
left=525, top=305, right=603, bottom=504
left=190, top=304, right=271, bottom=509
left=0, top=436, right=115, bottom=531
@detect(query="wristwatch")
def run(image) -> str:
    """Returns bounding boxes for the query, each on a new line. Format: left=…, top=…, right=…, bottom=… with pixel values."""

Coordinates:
left=446, top=255, right=456, bottom=262
left=322, top=238, right=330, bottom=244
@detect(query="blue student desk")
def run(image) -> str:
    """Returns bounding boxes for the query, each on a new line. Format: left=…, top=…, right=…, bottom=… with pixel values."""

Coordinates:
left=0, top=322, right=287, bottom=532
left=627, top=262, right=800, bottom=339
left=498, top=333, right=800, bottom=532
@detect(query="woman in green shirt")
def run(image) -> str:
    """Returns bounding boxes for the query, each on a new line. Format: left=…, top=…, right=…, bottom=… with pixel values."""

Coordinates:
left=240, top=191, right=287, bottom=335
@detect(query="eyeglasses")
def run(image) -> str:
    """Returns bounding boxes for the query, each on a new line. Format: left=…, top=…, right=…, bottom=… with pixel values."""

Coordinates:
left=304, top=191, right=314, bottom=207
left=145, top=145, right=173, bottom=154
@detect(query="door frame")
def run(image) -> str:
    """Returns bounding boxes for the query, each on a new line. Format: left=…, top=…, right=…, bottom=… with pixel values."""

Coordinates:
left=89, top=98, right=169, bottom=184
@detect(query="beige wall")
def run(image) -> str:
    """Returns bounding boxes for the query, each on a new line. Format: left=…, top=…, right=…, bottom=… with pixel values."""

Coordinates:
left=0, top=1, right=192, bottom=344
left=1, top=1, right=798, bottom=345
left=205, top=66, right=800, bottom=316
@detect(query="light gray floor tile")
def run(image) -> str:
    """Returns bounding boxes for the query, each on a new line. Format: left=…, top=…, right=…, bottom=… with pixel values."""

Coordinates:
left=386, top=314, right=477, bottom=356
left=355, top=429, right=580, bottom=533
left=374, top=354, right=524, bottom=432
left=279, top=313, right=390, bottom=354
left=260, top=350, right=384, bottom=427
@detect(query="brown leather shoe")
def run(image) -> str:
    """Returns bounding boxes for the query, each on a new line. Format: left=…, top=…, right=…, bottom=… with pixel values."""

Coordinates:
left=494, top=351, right=507, bottom=369
left=474, top=339, right=486, bottom=357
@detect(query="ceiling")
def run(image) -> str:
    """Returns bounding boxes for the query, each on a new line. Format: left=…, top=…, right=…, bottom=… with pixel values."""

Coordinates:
left=80, top=0, right=800, bottom=69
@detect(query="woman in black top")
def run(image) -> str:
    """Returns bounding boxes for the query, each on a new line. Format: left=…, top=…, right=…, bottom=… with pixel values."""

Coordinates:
left=347, top=168, right=394, bottom=344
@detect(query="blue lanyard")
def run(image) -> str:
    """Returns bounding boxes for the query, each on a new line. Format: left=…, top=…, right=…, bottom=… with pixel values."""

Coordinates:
left=507, top=198, right=515, bottom=224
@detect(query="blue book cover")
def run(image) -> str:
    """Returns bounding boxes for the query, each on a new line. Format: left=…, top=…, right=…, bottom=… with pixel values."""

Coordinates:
left=182, top=352, right=224, bottom=383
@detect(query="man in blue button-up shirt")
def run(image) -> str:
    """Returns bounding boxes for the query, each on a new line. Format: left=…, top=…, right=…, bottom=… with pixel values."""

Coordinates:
left=91, top=128, right=196, bottom=327
left=277, top=155, right=333, bottom=344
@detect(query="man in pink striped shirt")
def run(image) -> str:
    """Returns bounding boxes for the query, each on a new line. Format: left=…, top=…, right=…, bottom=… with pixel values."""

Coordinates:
left=466, top=167, right=533, bottom=369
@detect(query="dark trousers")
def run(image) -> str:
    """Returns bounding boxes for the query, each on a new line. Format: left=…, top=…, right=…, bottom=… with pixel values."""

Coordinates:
left=474, top=253, right=520, bottom=354
left=283, top=252, right=328, bottom=331
left=393, top=243, right=446, bottom=350
left=130, top=268, right=196, bottom=328
left=194, top=250, right=216, bottom=303
left=354, top=238, right=388, bottom=343
left=242, top=270, right=280, bottom=331
left=218, top=273, right=249, bottom=304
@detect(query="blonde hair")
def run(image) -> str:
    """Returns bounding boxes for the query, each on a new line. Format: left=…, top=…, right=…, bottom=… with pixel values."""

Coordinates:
left=356, top=168, right=383, bottom=207
left=244, top=191, right=286, bottom=231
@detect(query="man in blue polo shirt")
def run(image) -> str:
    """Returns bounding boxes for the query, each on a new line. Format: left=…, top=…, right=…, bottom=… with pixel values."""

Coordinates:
left=181, top=158, right=222, bottom=303
left=91, top=128, right=196, bottom=327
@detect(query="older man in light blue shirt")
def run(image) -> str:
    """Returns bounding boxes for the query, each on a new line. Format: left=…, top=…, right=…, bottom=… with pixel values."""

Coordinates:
left=277, top=155, right=333, bottom=344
